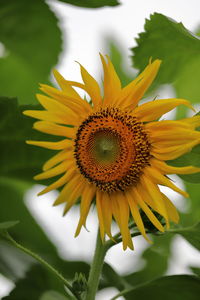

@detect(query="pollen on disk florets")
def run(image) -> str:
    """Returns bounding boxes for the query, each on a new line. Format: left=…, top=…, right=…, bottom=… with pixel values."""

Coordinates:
left=74, top=107, right=151, bottom=193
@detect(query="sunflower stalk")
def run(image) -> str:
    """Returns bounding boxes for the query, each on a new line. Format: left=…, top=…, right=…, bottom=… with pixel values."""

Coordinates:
left=2, top=231, right=81, bottom=300
left=85, top=228, right=109, bottom=300
left=85, top=226, right=146, bottom=300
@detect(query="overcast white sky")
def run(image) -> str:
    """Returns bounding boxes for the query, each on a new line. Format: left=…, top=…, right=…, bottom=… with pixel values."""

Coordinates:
left=1, top=0, right=200, bottom=299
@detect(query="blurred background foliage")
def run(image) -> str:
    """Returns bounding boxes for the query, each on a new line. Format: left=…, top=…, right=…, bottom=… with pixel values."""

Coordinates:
left=0, top=0, right=200, bottom=299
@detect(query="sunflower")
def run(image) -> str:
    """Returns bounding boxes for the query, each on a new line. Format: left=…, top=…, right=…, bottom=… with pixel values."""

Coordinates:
left=24, top=55, right=200, bottom=250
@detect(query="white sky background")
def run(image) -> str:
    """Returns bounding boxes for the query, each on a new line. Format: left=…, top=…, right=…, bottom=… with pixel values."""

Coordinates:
left=1, top=0, right=200, bottom=299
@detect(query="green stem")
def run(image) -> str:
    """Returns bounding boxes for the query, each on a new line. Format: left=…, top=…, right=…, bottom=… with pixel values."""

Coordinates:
left=4, top=231, right=81, bottom=300
left=85, top=229, right=108, bottom=300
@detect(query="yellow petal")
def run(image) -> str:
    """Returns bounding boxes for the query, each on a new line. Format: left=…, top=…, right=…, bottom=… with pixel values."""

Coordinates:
left=150, top=158, right=200, bottom=175
left=161, top=193, right=179, bottom=224
left=64, top=80, right=85, bottom=90
left=36, top=94, right=80, bottom=118
left=75, top=184, right=96, bottom=237
left=110, top=193, right=121, bottom=229
left=23, top=110, right=77, bottom=125
left=134, top=187, right=164, bottom=232
left=53, top=69, right=82, bottom=100
left=151, top=138, right=198, bottom=147
left=125, top=189, right=152, bottom=243
left=140, top=175, right=169, bottom=226
left=26, top=139, right=73, bottom=150
left=100, top=192, right=113, bottom=240
left=115, top=192, right=133, bottom=250
left=63, top=178, right=85, bottom=215
left=40, top=84, right=91, bottom=114
left=151, top=139, right=200, bottom=160
left=110, top=193, right=130, bottom=247
left=38, top=168, right=76, bottom=195
left=33, top=121, right=76, bottom=138
left=53, top=173, right=82, bottom=206
left=43, top=150, right=74, bottom=171
left=117, top=59, right=161, bottom=109
left=79, top=63, right=102, bottom=108
left=96, top=190, right=105, bottom=241
left=134, top=98, right=194, bottom=122
left=137, top=183, right=158, bottom=212
left=149, top=128, right=200, bottom=142
left=144, top=166, right=188, bottom=198
left=181, top=115, right=200, bottom=129
left=100, top=54, right=121, bottom=106
left=146, top=120, right=191, bottom=131
left=34, top=161, right=71, bottom=180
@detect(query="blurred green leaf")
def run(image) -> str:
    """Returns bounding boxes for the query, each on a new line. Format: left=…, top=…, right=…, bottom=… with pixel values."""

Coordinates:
left=124, top=235, right=172, bottom=287
left=0, top=221, right=19, bottom=230
left=0, top=97, right=55, bottom=181
left=179, top=171, right=200, bottom=184
left=0, top=177, right=58, bottom=268
left=2, top=264, right=72, bottom=300
left=101, top=263, right=128, bottom=291
left=184, top=182, right=200, bottom=224
left=113, top=275, right=200, bottom=300
left=174, top=56, right=200, bottom=103
left=132, top=13, right=200, bottom=92
left=0, top=0, right=62, bottom=104
left=0, top=240, right=34, bottom=281
left=169, top=223, right=200, bottom=250
left=190, top=267, right=200, bottom=277
left=57, top=0, right=119, bottom=8
left=2, top=265, right=48, bottom=300
left=40, top=290, right=70, bottom=300
left=0, top=177, right=90, bottom=284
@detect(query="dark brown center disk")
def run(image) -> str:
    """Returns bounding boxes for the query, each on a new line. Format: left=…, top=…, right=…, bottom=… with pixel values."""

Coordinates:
left=74, top=107, right=151, bottom=193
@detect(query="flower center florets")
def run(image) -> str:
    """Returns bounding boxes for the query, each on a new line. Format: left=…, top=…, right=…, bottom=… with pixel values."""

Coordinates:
left=74, top=107, right=151, bottom=193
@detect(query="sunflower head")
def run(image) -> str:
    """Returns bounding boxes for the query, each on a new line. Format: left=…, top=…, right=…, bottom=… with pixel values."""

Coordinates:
left=24, top=54, right=200, bottom=250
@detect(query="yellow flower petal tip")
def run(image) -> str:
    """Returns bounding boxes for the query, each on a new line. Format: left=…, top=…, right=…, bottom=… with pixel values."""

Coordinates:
left=23, top=110, right=30, bottom=116
left=24, top=55, right=200, bottom=250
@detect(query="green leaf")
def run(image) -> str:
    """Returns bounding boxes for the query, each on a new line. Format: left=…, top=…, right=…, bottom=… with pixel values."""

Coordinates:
left=2, top=265, right=48, bottom=299
left=190, top=267, right=200, bottom=277
left=0, top=97, right=55, bottom=181
left=0, top=177, right=59, bottom=278
left=132, top=13, right=200, bottom=92
left=57, top=0, right=119, bottom=8
left=113, top=275, right=200, bottom=300
left=0, top=0, right=62, bottom=104
left=40, top=291, right=70, bottom=300
left=0, top=176, right=90, bottom=293
left=174, top=55, right=200, bottom=103
left=0, top=239, right=33, bottom=281
left=0, top=221, right=19, bottom=230
left=101, top=263, right=128, bottom=291
left=169, top=223, right=200, bottom=250
left=2, top=264, right=71, bottom=300
left=124, top=235, right=172, bottom=287
left=185, top=182, right=200, bottom=224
